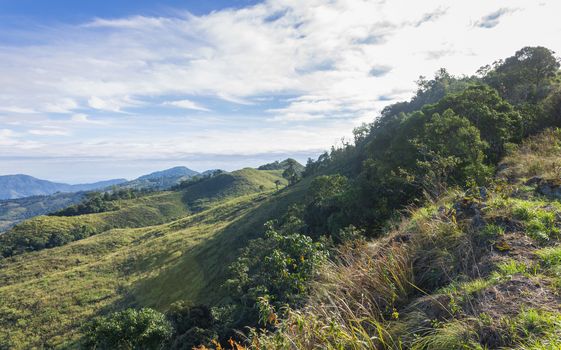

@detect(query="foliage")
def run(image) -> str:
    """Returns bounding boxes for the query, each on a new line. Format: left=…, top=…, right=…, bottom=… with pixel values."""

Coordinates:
left=52, top=192, right=118, bottom=216
left=85, top=308, right=172, bottom=350
left=251, top=132, right=561, bottom=348
left=282, top=159, right=302, bottom=185
left=0, top=190, right=281, bottom=348
left=422, top=85, right=521, bottom=160
left=227, top=222, right=328, bottom=310
left=379, top=68, right=478, bottom=120
left=481, top=46, right=560, bottom=104
left=303, top=174, right=349, bottom=237
left=52, top=189, right=151, bottom=217
left=412, top=109, right=492, bottom=195
left=166, top=302, right=217, bottom=350
left=2, top=46, right=561, bottom=349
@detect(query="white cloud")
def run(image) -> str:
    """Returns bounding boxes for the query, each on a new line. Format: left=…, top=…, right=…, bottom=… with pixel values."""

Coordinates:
left=164, top=99, right=210, bottom=111
left=88, top=96, right=123, bottom=112
left=28, top=127, right=70, bottom=136
left=0, top=129, right=18, bottom=138
left=0, top=128, right=43, bottom=149
left=0, top=0, right=560, bottom=179
left=0, top=106, right=38, bottom=114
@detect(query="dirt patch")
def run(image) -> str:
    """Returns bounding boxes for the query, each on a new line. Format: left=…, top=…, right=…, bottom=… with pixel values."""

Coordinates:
left=491, top=232, right=538, bottom=260
left=470, top=275, right=561, bottom=318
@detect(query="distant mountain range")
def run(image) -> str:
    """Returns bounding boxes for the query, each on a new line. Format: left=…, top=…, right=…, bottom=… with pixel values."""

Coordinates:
left=0, top=163, right=297, bottom=232
left=0, top=175, right=127, bottom=200
left=0, top=166, right=204, bottom=200
left=0, top=166, right=202, bottom=232
left=118, top=166, right=200, bottom=191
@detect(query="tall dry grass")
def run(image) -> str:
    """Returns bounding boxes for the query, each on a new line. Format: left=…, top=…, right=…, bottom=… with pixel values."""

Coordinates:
left=499, top=128, right=561, bottom=182
left=250, top=195, right=483, bottom=349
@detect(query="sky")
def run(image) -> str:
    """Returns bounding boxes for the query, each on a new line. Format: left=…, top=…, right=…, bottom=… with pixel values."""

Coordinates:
left=0, top=0, right=560, bottom=183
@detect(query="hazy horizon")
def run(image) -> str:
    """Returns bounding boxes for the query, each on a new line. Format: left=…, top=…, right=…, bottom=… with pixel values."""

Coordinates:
left=0, top=152, right=314, bottom=184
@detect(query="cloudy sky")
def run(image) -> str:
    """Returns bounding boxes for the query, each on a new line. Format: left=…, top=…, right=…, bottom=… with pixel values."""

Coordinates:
left=0, top=0, right=560, bottom=183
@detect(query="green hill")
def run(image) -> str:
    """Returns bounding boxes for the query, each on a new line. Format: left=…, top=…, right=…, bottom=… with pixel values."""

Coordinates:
left=0, top=191, right=190, bottom=258
left=0, top=192, right=85, bottom=232
left=0, top=168, right=295, bottom=348
left=180, top=168, right=288, bottom=208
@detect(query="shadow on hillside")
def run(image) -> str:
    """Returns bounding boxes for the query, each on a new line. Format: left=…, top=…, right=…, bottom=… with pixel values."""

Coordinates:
left=180, top=174, right=236, bottom=208
left=125, top=177, right=310, bottom=310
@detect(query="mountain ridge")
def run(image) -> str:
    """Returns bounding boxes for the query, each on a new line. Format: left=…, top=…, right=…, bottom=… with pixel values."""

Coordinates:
left=0, top=174, right=127, bottom=200
left=137, top=166, right=199, bottom=181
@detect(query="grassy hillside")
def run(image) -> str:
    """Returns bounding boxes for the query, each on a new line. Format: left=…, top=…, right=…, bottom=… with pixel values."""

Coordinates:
left=254, top=130, right=561, bottom=349
left=0, top=192, right=85, bottom=232
left=0, top=191, right=190, bottom=257
left=0, top=168, right=297, bottom=348
left=181, top=168, right=288, bottom=209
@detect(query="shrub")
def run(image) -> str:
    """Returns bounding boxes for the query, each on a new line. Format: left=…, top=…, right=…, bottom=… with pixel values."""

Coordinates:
left=85, top=308, right=172, bottom=350
left=166, top=302, right=217, bottom=350
left=226, top=222, right=328, bottom=309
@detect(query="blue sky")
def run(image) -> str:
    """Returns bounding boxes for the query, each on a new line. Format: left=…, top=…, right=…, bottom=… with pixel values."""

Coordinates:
left=0, top=1, right=260, bottom=21
left=0, top=0, right=560, bottom=183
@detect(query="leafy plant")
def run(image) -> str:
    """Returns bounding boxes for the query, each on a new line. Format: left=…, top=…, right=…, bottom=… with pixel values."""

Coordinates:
left=85, top=308, right=172, bottom=350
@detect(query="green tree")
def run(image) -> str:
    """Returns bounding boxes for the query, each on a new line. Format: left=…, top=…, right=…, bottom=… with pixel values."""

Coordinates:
left=166, top=302, right=216, bottom=350
left=282, top=159, right=301, bottom=185
left=482, top=46, right=560, bottom=104
left=412, top=109, right=492, bottom=196
left=303, top=175, right=349, bottom=236
left=423, top=85, right=521, bottom=161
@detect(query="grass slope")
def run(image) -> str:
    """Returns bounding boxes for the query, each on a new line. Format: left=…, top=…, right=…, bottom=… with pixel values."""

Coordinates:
left=0, top=191, right=191, bottom=257
left=255, top=129, right=561, bottom=349
left=181, top=168, right=288, bottom=208
left=0, top=168, right=301, bottom=349
left=0, top=192, right=85, bottom=233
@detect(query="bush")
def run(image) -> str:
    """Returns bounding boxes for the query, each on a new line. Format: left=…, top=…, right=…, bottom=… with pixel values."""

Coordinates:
left=85, top=308, right=172, bottom=350
left=227, top=222, right=328, bottom=309
left=166, top=302, right=217, bottom=349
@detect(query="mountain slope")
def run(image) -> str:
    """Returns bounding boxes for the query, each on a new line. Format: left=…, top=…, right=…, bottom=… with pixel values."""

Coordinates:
left=119, top=166, right=199, bottom=191
left=0, top=166, right=201, bottom=229
left=255, top=129, right=561, bottom=349
left=137, top=166, right=199, bottom=181
left=180, top=168, right=288, bottom=208
left=0, top=175, right=126, bottom=200
left=0, top=191, right=191, bottom=257
left=0, top=168, right=296, bottom=348
left=257, top=158, right=305, bottom=173
left=0, top=192, right=85, bottom=233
